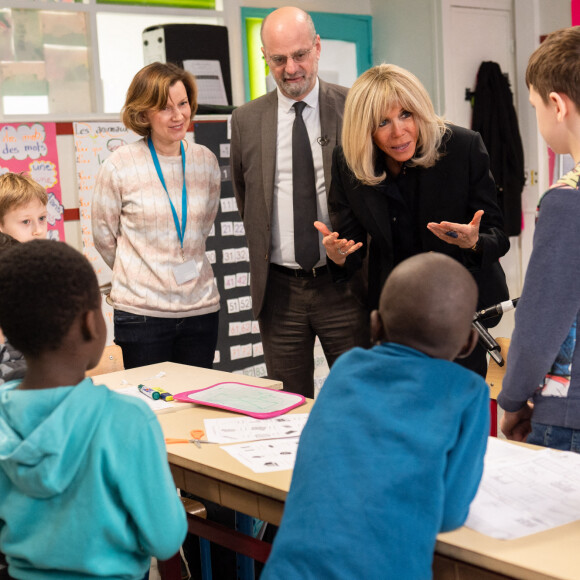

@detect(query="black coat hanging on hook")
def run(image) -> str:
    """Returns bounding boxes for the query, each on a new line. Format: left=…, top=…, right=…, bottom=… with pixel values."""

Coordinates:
left=472, top=61, right=525, bottom=236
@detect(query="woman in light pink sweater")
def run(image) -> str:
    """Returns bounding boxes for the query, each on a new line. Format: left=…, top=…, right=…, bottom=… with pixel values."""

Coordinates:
left=92, top=62, right=221, bottom=369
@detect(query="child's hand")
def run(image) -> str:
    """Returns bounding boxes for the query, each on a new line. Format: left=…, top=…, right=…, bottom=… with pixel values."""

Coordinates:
left=500, top=404, right=533, bottom=441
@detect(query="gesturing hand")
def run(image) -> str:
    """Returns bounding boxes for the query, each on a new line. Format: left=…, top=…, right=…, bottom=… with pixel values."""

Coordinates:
left=314, top=221, right=362, bottom=266
left=426, top=210, right=483, bottom=249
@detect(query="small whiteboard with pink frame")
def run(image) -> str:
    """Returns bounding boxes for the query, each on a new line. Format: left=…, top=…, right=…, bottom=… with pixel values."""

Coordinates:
left=174, top=382, right=305, bottom=419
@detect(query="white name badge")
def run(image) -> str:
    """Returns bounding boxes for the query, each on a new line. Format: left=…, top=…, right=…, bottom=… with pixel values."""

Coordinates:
left=173, top=259, right=199, bottom=285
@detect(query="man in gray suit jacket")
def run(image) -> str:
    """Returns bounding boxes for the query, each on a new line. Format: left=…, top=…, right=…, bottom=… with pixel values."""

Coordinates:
left=230, top=6, right=368, bottom=398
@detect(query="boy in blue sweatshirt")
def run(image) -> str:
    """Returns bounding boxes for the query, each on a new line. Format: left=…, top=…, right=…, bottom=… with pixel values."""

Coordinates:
left=0, top=240, right=186, bottom=580
left=261, top=252, right=489, bottom=579
left=499, top=27, right=580, bottom=450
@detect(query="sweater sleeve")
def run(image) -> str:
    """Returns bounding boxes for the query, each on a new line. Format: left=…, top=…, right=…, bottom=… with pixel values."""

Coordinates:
left=440, top=379, right=489, bottom=532
left=498, top=186, right=580, bottom=411
left=203, top=147, right=221, bottom=238
left=119, top=411, right=187, bottom=560
left=92, top=158, right=122, bottom=270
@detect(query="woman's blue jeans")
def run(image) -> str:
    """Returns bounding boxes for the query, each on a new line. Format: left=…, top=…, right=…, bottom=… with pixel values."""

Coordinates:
left=114, top=309, right=219, bottom=370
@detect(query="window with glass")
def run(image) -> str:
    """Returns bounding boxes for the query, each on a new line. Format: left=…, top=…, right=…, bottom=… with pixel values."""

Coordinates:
left=0, top=0, right=222, bottom=119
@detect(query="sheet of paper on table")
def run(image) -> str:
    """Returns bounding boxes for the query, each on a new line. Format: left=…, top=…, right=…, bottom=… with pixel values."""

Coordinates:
left=203, top=414, right=309, bottom=473
left=204, top=413, right=308, bottom=444
left=221, top=437, right=300, bottom=473
left=465, top=437, right=580, bottom=540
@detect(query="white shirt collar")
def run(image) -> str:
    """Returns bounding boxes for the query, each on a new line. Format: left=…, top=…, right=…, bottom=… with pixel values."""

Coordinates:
left=277, top=78, right=320, bottom=113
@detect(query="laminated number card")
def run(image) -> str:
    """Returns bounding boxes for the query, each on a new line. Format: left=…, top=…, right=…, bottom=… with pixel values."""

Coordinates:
left=174, top=382, right=305, bottom=419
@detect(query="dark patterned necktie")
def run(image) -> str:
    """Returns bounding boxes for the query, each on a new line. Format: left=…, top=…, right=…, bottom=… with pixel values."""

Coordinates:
left=292, top=101, right=320, bottom=271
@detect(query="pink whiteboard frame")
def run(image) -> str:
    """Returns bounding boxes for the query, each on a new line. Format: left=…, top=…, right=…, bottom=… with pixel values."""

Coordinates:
left=173, top=382, right=306, bottom=419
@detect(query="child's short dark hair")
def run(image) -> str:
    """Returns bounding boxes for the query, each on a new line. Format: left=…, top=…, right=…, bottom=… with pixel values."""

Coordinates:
left=0, top=232, right=19, bottom=251
left=526, top=26, right=580, bottom=110
left=0, top=240, right=101, bottom=357
left=0, top=173, right=48, bottom=222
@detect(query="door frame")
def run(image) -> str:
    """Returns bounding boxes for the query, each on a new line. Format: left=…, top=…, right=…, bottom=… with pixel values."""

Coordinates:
left=240, top=8, right=372, bottom=102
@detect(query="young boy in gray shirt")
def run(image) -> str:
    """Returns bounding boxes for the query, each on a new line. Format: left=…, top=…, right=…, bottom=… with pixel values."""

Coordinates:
left=499, top=26, right=580, bottom=451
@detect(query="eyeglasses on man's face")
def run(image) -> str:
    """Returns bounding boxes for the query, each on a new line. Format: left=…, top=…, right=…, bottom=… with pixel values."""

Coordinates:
left=266, top=45, right=315, bottom=68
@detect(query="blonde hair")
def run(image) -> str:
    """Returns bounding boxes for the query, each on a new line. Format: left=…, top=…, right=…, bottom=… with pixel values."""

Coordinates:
left=342, top=64, right=448, bottom=186
left=0, top=173, right=48, bottom=222
left=122, top=62, right=198, bottom=137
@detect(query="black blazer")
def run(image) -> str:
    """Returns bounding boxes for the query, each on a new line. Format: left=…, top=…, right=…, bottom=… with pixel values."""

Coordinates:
left=328, top=125, right=510, bottom=320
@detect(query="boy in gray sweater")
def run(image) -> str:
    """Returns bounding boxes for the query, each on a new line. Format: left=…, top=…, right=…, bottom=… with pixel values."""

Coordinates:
left=499, top=26, right=580, bottom=450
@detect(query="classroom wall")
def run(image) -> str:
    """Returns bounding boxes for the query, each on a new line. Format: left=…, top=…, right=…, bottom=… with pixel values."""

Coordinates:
left=57, top=132, right=81, bottom=251
left=58, top=0, right=375, bottom=256
left=223, top=0, right=372, bottom=107
left=539, top=0, right=572, bottom=33
left=369, top=0, right=444, bottom=111
left=53, top=0, right=572, bottom=315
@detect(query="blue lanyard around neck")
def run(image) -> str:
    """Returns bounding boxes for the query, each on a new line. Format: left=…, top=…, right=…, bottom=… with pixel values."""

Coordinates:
left=148, top=137, right=187, bottom=249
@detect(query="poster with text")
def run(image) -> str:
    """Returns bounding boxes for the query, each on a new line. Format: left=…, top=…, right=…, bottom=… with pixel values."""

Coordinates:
left=74, top=121, right=141, bottom=345
left=74, top=121, right=142, bottom=286
left=0, top=122, right=65, bottom=240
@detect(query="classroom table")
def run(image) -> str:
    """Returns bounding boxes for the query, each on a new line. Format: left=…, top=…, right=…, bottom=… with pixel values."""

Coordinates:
left=93, top=361, right=299, bottom=576
left=94, top=361, right=308, bottom=526
left=92, top=361, right=283, bottom=400
left=94, top=363, right=580, bottom=580
left=156, top=399, right=313, bottom=526
left=434, top=520, right=580, bottom=579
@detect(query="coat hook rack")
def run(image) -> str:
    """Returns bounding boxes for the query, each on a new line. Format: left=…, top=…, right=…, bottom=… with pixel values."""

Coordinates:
left=466, top=71, right=510, bottom=101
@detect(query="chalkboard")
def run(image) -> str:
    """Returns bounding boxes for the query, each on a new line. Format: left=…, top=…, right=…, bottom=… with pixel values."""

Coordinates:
left=194, top=119, right=266, bottom=376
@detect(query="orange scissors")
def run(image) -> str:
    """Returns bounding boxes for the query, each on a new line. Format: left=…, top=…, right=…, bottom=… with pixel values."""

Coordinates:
left=165, top=430, right=215, bottom=449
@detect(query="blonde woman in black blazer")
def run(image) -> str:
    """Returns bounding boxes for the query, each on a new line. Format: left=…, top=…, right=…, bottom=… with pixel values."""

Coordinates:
left=316, top=64, right=510, bottom=376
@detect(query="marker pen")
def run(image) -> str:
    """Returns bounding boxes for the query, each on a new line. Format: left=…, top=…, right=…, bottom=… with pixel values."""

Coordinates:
left=138, top=384, right=160, bottom=400
left=151, top=387, right=174, bottom=401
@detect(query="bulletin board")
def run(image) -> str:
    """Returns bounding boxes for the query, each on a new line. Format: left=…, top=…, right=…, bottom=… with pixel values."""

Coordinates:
left=0, top=122, right=65, bottom=240
left=72, top=117, right=265, bottom=377
left=194, top=119, right=266, bottom=377
left=74, top=122, right=141, bottom=345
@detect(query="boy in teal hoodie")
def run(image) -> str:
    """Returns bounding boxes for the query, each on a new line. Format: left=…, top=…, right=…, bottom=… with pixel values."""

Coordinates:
left=0, top=240, right=186, bottom=580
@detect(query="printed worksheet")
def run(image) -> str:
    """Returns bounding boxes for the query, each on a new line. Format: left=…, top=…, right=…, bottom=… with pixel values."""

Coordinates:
left=204, top=414, right=308, bottom=444
left=465, top=438, right=580, bottom=539
left=222, top=437, right=300, bottom=473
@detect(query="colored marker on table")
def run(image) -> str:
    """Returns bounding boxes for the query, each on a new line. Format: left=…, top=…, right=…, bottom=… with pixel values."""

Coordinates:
left=138, top=384, right=160, bottom=400
left=151, top=386, right=174, bottom=401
